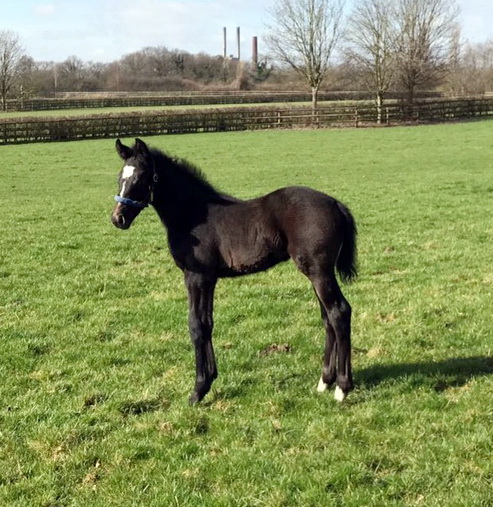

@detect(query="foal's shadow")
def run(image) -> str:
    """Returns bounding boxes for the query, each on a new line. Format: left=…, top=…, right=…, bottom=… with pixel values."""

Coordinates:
left=357, top=355, right=493, bottom=390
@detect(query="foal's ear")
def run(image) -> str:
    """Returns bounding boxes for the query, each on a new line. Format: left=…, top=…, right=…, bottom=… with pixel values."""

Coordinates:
left=116, top=139, right=133, bottom=160
left=134, top=138, right=150, bottom=158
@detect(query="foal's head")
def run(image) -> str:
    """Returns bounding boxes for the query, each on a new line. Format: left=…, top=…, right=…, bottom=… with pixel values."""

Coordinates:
left=111, top=138, right=156, bottom=230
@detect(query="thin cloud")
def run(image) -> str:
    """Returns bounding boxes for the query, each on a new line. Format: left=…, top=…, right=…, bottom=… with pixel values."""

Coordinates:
left=460, top=0, right=493, bottom=43
left=34, top=4, right=56, bottom=17
left=114, top=0, right=227, bottom=54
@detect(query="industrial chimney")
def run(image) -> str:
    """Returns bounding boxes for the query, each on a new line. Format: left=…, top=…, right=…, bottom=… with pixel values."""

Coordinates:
left=236, top=27, right=241, bottom=60
left=223, top=27, right=227, bottom=59
left=252, top=36, right=258, bottom=68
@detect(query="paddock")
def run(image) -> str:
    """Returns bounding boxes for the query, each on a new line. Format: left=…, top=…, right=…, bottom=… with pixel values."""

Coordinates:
left=1, top=123, right=492, bottom=505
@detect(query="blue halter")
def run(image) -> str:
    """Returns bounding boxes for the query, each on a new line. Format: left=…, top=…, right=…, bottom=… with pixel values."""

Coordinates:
left=114, top=195, right=149, bottom=208
left=114, top=165, right=158, bottom=209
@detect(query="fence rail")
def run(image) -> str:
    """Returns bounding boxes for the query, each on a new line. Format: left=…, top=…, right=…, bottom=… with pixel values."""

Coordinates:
left=8, top=90, right=442, bottom=112
left=1, top=99, right=492, bottom=145
left=8, top=91, right=358, bottom=112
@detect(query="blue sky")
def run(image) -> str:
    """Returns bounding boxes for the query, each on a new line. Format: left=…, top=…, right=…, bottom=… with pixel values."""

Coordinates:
left=1, top=0, right=491, bottom=63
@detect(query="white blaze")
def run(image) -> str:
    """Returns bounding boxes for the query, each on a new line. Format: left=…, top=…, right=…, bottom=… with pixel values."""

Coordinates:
left=122, top=165, right=136, bottom=179
left=120, top=165, right=136, bottom=197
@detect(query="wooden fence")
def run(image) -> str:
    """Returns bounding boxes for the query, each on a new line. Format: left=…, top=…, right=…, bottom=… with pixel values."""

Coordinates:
left=8, top=90, right=442, bottom=112
left=1, top=99, right=492, bottom=145
left=8, top=91, right=356, bottom=112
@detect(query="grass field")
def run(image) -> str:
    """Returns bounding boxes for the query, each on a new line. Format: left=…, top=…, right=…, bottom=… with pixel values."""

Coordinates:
left=1, top=122, right=493, bottom=506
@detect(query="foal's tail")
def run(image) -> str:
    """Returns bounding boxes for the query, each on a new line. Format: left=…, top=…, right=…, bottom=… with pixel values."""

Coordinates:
left=335, top=202, right=358, bottom=283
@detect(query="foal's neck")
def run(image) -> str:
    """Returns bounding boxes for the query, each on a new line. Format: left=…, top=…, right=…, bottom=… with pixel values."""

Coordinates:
left=151, top=152, right=231, bottom=229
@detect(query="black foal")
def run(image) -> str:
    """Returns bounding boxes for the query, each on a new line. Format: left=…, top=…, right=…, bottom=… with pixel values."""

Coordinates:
left=111, top=138, right=357, bottom=404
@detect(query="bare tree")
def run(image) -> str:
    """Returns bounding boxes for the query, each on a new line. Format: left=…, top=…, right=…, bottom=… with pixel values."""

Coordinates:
left=58, top=56, right=86, bottom=91
left=266, top=0, right=346, bottom=110
left=346, top=0, right=397, bottom=122
left=476, top=40, right=493, bottom=93
left=0, top=30, right=25, bottom=110
left=448, top=39, right=493, bottom=96
left=394, top=0, right=459, bottom=104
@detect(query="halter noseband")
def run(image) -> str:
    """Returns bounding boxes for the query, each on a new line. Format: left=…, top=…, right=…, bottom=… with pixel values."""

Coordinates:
left=114, top=195, right=149, bottom=208
left=114, top=171, right=158, bottom=209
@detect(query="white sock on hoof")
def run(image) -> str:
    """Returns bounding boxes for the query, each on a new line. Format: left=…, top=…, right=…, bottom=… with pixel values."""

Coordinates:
left=317, top=377, right=329, bottom=392
left=334, top=386, right=346, bottom=402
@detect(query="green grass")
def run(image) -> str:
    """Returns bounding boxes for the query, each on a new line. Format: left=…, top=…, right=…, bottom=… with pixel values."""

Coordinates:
left=1, top=122, right=493, bottom=506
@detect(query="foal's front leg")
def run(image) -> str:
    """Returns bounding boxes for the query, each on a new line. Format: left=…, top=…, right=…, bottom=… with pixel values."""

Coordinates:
left=184, top=271, right=217, bottom=404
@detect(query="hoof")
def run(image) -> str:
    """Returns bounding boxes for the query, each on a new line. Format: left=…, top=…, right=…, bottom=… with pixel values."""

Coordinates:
left=317, top=376, right=329, bottom=392
left=334, top=386, right=347, bottom=402
left=188, top=392, right=202, bottom=405
left=189, top=382, right=212, bottom=405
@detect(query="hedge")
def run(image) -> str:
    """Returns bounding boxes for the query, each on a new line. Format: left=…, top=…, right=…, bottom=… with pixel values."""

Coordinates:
left=1, top=99, right=491, bottom=145
left=8, top=90, right=442, bottom=112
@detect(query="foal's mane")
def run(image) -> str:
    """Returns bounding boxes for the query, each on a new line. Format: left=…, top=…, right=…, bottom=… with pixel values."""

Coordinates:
left=151, top=147, right=238, bottom=203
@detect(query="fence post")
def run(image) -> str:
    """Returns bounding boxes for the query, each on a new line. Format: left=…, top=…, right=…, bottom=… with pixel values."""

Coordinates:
left=354, top=108, right=359, bottom=128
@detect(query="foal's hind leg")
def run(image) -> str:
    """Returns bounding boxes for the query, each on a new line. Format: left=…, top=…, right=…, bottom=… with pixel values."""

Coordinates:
left=311, top=275, right=353, bottom=401
left=316, top=299, right=337, bottom=392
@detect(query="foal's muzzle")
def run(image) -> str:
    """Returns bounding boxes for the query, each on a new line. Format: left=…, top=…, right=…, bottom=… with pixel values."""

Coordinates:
left=111, top=211, right=130, bottom=229
left=111, top=195, right=149, bottom=230
left=111, top=202, right=142, bottom=230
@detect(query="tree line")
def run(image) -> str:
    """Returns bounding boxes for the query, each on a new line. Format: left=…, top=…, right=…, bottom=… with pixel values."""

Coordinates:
left=1, top=0, right=493, bottom=111
left=267, top=0, right=493, bottom=116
